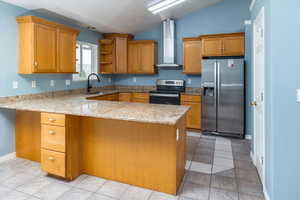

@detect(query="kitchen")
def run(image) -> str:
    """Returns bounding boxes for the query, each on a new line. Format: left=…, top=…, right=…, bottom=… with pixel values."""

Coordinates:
left=0, top=0, right=266, bottom=200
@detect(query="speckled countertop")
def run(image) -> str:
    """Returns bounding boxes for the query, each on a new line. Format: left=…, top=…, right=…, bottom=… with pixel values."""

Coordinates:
left=0, top=91, right=190, bottom=125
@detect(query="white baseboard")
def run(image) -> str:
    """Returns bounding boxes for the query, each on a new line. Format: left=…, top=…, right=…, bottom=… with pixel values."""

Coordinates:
left=263, top=184, right=271, bottom=200
left=245, top=134, right=252, bottom=140
left=187, top=131, right=201, bottom=137
left=0, top=152, right=16, bottom=163
left=250, top=151, right=255, bottom=164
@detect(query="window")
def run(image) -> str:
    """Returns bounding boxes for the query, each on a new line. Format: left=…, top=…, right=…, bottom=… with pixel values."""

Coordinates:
left=73, top=41, right=98, bottom=81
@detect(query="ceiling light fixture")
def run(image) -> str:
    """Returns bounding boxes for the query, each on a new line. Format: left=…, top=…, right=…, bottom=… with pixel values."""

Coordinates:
left=148, top=0, right=187, bottom=14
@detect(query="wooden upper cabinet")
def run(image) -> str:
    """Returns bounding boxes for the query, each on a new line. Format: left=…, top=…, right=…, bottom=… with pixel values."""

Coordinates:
left=115, top=37, right=128, bottom=73
left=34, top=24, right=57, bottom=73
left=201, top=32, right=245, bottom=57
left=183, top=38, right=202, bottom=74
left=16, top=16, right=80, bottom=74
left=222, top=36, right=245, bottom=56
left=201, top=38, right=223, bottom=57
left=99, top=39, right=115, bottom=74
left=128, top=42, right=140, bottom=73
left=99, top=33, right=133, bottom=74
left=128, top=40, right=157, bottom=74
left=57, top=29, right=77, bottom=73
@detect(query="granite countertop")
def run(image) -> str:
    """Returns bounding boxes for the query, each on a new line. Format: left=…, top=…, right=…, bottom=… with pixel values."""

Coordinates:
left=0, top=92, right=190, bottom=125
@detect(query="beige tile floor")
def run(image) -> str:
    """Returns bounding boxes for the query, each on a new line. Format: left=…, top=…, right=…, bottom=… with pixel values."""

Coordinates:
left=0, top=132, right=265, bottom=200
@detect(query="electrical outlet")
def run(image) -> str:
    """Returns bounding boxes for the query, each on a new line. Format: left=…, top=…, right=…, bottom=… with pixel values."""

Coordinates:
left=188, top=79, right=192, bottom=85
left=12, top=81, right=18, bottom=89
left=133, top=77, right=137, bottom=83
left=65, top=80, right=71, bottom=86
left=108, top=77, right=112, bottom=83
left=297, top=89, right=300, bottom=102
left=50, top=80, right=55, bottom=87
left=31, top=80, right=36, bottom=88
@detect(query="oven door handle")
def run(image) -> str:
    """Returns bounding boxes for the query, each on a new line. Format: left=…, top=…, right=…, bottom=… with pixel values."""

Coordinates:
left=150, top=93, right=180, bottom=98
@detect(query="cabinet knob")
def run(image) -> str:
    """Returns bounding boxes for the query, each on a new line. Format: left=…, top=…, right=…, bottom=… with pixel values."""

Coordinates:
left=48, top=130, right=56, bottom=135
left=34, top=61, right=38, bottom=67
left=48, top=156, right=55, bottom=161
left=48, top=118, right=56, bottom=122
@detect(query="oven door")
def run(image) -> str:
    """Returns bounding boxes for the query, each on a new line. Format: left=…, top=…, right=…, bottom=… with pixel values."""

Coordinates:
left=149, top=93, right=180, bottom=105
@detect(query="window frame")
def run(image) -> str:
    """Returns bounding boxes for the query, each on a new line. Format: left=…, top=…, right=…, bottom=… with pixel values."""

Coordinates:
left=73, top=41, right=99, bottom=81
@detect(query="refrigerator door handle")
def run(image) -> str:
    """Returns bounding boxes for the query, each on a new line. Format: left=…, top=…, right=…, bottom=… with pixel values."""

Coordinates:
left=217, top=61, right=221, bottom=115
left=214, top=61, right=217, bottom=98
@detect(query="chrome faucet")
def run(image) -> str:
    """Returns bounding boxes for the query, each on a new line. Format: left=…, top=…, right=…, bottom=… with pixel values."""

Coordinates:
left=87, top=73, right=101, bottom=93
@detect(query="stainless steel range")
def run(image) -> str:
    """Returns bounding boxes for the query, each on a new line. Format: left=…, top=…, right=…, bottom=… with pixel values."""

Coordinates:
left=150, top=80, right=185, bottom=105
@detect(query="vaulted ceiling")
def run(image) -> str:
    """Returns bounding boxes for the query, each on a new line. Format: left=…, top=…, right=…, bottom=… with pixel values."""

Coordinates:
left=4, top=0, right=222, bottom=33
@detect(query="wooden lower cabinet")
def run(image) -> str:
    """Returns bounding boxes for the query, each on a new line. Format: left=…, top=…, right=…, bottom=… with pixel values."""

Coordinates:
left=86, top=93, right=118, bottom=101
left=131, top=93, right=149, bottom=103
left=181, top=95, right=201, bottom=130
left=39, top=113, right=81, bottom=180
left=41, top=125, right=66, bottom=153
left=15, top=110, right=186, bottom=195
left=41, top=149, right=66, bottom=177
left=118, top=93, right=132, bottom=102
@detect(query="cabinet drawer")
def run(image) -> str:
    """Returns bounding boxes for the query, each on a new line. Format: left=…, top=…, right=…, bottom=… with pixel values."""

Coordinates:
left=41, top=149, right=66, bottom=177
left=41, top=113, right=65, bottom=126
left=132, top=93, right=149, bottom=100
left=41, top=125, right=66, bottom=152
left=181, top=95, right=201, bottom=103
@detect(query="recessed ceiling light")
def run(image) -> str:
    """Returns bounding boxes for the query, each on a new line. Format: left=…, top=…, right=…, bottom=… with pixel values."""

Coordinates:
left=148, top=0, right=187, bottom=14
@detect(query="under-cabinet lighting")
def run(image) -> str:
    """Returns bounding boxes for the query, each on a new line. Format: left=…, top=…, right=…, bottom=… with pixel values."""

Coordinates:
left=148, top=0, right=187, bottom=14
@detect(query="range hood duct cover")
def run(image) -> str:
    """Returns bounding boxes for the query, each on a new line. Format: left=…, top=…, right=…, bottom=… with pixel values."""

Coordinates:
left=156, top=19, right=181, bottom=67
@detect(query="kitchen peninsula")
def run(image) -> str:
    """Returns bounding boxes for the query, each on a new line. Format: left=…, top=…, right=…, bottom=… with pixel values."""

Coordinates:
left=0, top=91, right=189, bottom=195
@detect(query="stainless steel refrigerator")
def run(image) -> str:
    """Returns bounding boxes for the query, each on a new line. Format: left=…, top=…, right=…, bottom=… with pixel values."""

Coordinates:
left=201, top=58, right=244, bottom=138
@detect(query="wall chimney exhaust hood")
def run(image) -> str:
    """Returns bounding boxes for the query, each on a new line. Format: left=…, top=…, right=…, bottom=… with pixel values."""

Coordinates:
left=156, top=19, right=181, bottom=67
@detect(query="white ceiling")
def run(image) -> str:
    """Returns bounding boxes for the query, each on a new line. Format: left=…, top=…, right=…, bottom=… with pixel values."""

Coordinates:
left=4, top=0, right=222, bottom=33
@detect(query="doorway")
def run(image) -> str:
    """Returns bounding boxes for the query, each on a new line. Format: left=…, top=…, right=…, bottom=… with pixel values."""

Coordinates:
left=252, top=7, right=266, bottom=185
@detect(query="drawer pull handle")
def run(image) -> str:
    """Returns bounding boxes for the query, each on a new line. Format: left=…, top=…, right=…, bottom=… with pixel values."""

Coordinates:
left=48, top=118, right=56, bottom=122
left=48, top=130, right=56, bottom=135
left=48, top=156, right=55, bottom=161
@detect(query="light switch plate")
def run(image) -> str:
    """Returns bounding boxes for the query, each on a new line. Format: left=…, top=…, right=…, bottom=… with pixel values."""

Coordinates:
left=32, top=80, right=36, bottom=88
left=188, top=79, right=192, bottom=85
left=65, top=80, right=71, bottom=86
left=12, top=81, right=18, bottom=89
left=297, top=89, right=300, bottom=102
left=133, top=77, right=137, bottom=83
left=108, top=77, right=112, bottom=83
left=50, top=80, right=55, bottom=87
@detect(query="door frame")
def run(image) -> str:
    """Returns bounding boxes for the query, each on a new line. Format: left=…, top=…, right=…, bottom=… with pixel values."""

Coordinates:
left=252, top=6, right=266, bottom=185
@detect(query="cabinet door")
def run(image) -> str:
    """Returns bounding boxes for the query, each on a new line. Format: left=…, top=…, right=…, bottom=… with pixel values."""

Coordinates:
left=119, top=93, right=132, bottom=102
left=182, top=102, right=201, bottom=129
left=115, top=37, right=128, bottom=73
left=34, top=24, right=57, bottom=73
left=57, top=29, right=76, bottom=73
left=128, top=43, right=140, bottom=73
left=201, top=38, right=223, bottom=57
left=222, top=36, right=245, bottom=56
left=183, top=40, right=202, bottom=74
left=140, top=43, right=155, bottom=73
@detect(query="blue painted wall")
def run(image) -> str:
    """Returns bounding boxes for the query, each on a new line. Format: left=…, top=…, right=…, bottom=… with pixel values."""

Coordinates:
left=268, top=0, right=300, bottom=199
left=0, top=1, right=112, bottom=156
